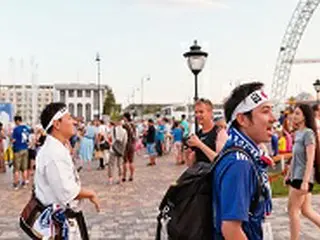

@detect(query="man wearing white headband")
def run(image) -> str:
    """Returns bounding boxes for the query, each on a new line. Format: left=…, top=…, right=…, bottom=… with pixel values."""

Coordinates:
left=212, top=82, right=276, bottom=240
left=33, top=102, right=100, bottom=238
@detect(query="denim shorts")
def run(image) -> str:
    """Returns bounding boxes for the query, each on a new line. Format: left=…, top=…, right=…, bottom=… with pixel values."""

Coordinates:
left=146, top=143, right=156, bottom=156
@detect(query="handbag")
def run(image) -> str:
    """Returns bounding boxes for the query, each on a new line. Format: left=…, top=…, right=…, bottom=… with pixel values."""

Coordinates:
left=20, top=193, right=89, bottom=240
left=112, top=127, right=125, bottom=157
left=19, top=194, right=46, bottom=240
left=99, top=141, right=110, bottom=150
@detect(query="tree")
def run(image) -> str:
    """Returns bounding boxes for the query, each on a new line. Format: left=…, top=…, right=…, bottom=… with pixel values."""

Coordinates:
left=287, top=96, right=296, bottom=107
left=103, top=87, right=116, bottom=115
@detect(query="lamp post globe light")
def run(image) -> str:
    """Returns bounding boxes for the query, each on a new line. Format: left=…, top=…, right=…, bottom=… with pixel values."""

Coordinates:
left=95, top=52, right=101, bottom=120
left=313, top=79, right=320, bottom=103
left=183, top=40, right=208, bottom=133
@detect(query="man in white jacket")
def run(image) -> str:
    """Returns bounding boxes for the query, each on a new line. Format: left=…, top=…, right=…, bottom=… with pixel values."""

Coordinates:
left=34, top=102, right=100, bottom=239
left=107, top=119, right=127, bottom=184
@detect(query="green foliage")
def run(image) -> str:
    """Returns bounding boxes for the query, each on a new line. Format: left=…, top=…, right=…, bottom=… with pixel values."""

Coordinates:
left=110, top=111, right=121, bottom=122
left=103, top=87, right=117, bottom=115
left=143, top=105, right=162, bottom=114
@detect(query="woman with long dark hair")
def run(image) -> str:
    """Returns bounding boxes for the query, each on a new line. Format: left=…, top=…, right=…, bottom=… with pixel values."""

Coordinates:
left=285, top=104, right=320, bottom=240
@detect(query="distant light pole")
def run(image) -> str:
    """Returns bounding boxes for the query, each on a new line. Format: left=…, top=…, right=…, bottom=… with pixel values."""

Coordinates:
left=183, top=40, right=208, bottom=133
left=313, top=79, right=320, bottom=103
left=141, top=75, right=150, bottom=120
left=132, top=87, right=140, bottom=104
left=95, top=52, right=101, bottom=119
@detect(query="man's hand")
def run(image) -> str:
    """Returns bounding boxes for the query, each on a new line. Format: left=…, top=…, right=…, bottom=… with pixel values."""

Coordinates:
left=186, top=134, right=202, bottom=148
left=89, top=193, right=101, bottom=213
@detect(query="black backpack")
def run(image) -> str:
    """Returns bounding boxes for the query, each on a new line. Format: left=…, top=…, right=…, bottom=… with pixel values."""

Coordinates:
left=155, top=147, right=262, bottom=240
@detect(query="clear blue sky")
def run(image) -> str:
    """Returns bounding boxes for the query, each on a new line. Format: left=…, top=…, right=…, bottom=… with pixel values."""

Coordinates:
left=1, top=0, right=320, bottom=106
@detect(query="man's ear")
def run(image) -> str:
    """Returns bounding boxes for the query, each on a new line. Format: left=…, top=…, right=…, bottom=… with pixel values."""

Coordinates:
left=235, top=113, right=251, bottom=128
left=52, top=120, right=60, bottom=131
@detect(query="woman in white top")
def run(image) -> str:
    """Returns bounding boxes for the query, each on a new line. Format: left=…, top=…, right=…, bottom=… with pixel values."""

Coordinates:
left=34, top=102, right=100, bottom=238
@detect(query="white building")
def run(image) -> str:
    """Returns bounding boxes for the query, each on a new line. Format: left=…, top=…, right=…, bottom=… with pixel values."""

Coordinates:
left=53, top=83, right=107, bottom=121
left=0, top=84, right=53, bottom=125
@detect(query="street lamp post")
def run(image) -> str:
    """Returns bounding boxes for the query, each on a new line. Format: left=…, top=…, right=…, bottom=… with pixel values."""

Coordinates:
left=95, top=52, right=101, bottom=120
left=183, top=40, right=208, bottom=133
left=141, top=76, right=150, bottom=120
left=313, top=79, right=320, bottom=103
left=132, top=88, right=139, bottom=104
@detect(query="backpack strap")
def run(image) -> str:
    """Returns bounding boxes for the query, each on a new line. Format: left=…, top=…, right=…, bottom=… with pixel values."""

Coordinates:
left=212, top=146, right=262, bottom=229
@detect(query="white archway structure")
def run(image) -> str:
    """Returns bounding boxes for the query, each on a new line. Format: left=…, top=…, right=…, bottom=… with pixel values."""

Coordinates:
left=271, top=0, right=320, bottom=112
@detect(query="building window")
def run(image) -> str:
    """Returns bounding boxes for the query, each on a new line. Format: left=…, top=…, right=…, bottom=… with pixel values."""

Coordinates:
left=77, top=103, right=83, bottom=117
left=60, top=90, right=66, bottom=102
left=68, top=103, right=75, bottom=116
left=85, top=103, right=91, bottom=121
left=85, top=90, right=91, bottom=98
left=77, top=90, right=83, bottom=98
left=69, top=90, right=74, bottom=98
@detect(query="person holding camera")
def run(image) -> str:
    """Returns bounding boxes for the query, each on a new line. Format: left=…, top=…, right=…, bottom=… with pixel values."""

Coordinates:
left=186, top=99, right=228, bottom=165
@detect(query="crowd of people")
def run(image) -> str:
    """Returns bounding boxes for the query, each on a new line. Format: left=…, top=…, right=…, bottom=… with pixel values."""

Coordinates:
left=156, top=83, right=320, bottom=240
left=0, top=107, right=219, bottom=189
left=0, top=81, right=320, bottom=239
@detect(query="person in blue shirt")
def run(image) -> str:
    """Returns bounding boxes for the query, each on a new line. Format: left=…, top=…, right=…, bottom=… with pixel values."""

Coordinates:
left=171, top=121, right=183, bottom=165
left=180, top=114, right=189, bottom=138
left=156, top=119, right=165, bottom=156
left=11, top=115, right=30, bottom=190
left=180, top=114, right=189, bottom=164
left=213, top=82, right=276, bottom=240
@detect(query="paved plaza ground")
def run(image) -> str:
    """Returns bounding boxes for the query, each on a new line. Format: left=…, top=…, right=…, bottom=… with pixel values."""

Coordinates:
left=0, top=153, right=319, bottom=239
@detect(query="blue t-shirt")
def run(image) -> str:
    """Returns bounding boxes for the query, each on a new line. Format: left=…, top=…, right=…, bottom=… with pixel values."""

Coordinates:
left=180, top=120, right=189, bottom=137
left=156, top=124, right=165, bottom=142
left=271, top=134, right=279, bottom=156
left=171, top=128, right=183, bottom=143
left=212, top=152, right=264, bottom=240
left=12, top=125, right=30, bottom=152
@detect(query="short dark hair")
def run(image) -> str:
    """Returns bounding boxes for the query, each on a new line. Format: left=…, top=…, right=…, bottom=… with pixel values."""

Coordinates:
left=224, top=82, right=264, bottom=128
left=173, top=121, right=179, bottom=128
left=123, top=112, right=132, bottom=122
left=195, top=98, right=213, bottom=109
left=148, top=119, right=154, bottom=124
left=312, top=104, right=320, bottom=112
left=181, top=114, right=186, bottom=119
left=40, top=102, right=66, bottom=134
left=14, top=116, right=22, bottom=122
